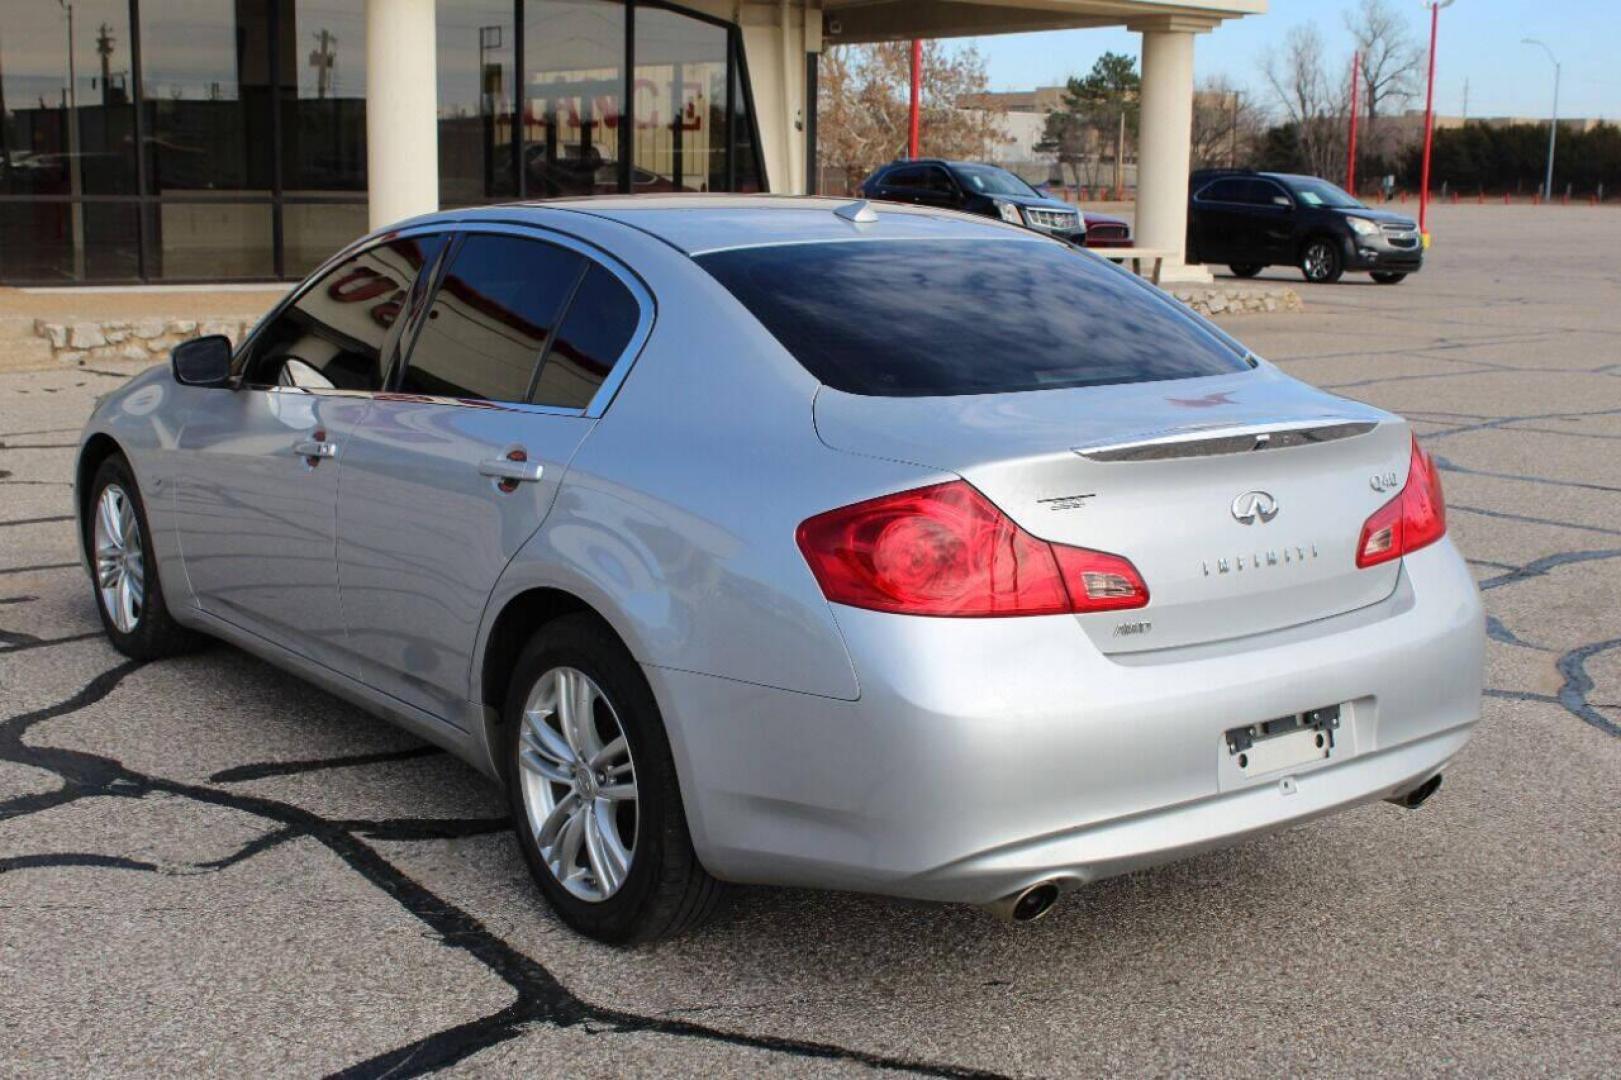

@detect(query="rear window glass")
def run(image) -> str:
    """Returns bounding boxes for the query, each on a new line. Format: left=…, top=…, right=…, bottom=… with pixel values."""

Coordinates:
left=697, top=239, right=1251, bottom=397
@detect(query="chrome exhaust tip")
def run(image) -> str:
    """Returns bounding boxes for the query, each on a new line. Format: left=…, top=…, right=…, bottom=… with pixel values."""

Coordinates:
left=982, top=880, right=1062, bottom=924
left=1386, top=773, right=1442, bottom=810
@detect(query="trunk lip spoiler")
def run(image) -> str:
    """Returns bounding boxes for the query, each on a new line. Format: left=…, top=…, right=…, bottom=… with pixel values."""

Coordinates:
left=1074, top=419, right=1381, bottom=463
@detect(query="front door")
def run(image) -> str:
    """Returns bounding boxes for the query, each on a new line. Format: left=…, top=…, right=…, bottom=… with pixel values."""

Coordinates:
left=172, top=233, right=444, bottom=669
left=336, top=230, right=646, bottom=722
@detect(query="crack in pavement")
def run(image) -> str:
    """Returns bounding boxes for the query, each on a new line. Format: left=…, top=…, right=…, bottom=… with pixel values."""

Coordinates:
left=0, top=655, right=1013, bottom=1079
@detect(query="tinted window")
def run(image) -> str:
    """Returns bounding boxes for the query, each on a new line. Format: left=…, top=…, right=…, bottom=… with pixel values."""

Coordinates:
left=532, top=265, right=640, bottom=409
left=922, top=167, right=957, bottom=194
left=955, top=165, right=1037, bottom=197
left=1198, top=178, right=1247, bottom=202
left=698, top=240, right=1251, bottom=397
left=398, top=235, right=586, bottom=402
left=883, top=167, right=924, bottom=189
left=1242, top=180, right=1289, bottom=206
left=241, top=234, right=445, bottom=391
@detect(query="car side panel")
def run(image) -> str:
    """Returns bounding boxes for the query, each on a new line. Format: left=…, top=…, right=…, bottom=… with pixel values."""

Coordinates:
left=471, top=219, right=945, bottom=708
left=75, top=365, right=199, bottom=604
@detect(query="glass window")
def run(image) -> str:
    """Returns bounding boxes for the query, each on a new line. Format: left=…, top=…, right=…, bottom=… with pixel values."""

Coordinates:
left=729, top=61, right=763, bottom=193
left=0, top=0, right=137, bottom=198
left=282, top=201, right=370, bottom=276
left=241, top=234, right=443, bottom=390
left=955, top=164, right=1036, bottom=197
left=698, top=239, right=1252, bottom=398
left=883, top=167, right=923, bottom=189
left=633, top=6, right=727, bottom=193
left=1288, top=178, right=1362, bottom=209
left=524, top=0, right=625, bottom=197
left=150, top=201, right=275, bottom=279
left=437, top=1, right=517, bottom=207
left=399, top=234, right=585, bottom=402
left=532, top=263, right=638, bottom=409
left=140, top=0, right=274, bottom=194
left=282, top=0, right=368, bottom=194
left=1198, top=178, right=1246, bottom=203
left=1239, top=180, right=1288, bottom=207
left=0, top=202, right=139, bottom=283
left=922, top=167, right=956, bottom=194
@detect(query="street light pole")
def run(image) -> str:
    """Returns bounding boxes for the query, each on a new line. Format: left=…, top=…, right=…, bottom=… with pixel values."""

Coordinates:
left=1417, top=0, right=1454, bottom=247
left=1522, top=38, right=1560, bottom=200
left=908, top=39, right=922, bottom=159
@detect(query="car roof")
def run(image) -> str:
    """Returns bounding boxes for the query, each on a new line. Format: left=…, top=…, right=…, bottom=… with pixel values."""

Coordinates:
left=420, top=194, right=1044, bottom=256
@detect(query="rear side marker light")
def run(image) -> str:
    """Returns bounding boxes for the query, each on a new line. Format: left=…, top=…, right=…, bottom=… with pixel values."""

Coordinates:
left=796, top=480, right=1148, bottom=617
left=1357, top=435, right=1447, bottom=568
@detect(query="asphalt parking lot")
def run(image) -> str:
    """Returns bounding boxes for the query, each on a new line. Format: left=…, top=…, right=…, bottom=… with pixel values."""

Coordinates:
left=3, top=204, right=1618, bottom=1077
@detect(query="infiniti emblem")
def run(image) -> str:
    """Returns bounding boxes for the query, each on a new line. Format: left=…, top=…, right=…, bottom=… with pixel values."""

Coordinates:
left=1231, top=490, right=1279, bottom=525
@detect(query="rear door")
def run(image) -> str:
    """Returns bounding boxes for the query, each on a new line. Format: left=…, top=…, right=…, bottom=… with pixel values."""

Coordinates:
left=1243, top=178, right=1297, bottom=264
left=173, top=232, right=445, bottom=670
left=334, top=227, right=650, bottom=721
left=1190, top=177, right=1246, bottom=262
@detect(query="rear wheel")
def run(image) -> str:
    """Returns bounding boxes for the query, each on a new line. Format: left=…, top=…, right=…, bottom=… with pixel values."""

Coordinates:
left=1370, top=271, right=1407, bottom=284
left=87, top=455, right=204, bottom=660
left=1299, top=238, right=1344, bottom=284
left=1228, top=263, right=1263, bottom=278
left=504, top=614, right=724, bottom=944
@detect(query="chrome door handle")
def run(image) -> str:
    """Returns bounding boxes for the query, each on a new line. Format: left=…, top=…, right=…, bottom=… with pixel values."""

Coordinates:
left=292, top=437, right=337, bottom=459
left=478, top=457, right=544, bottom=483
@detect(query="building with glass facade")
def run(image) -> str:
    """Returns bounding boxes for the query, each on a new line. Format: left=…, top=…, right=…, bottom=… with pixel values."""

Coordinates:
left=0, top=0, right=768, bottom=284
left=0, top=0, right=1265, bottom=287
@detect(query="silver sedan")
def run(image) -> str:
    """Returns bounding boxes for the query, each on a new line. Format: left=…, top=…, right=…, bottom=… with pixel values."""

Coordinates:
left=75, top=196, right=1484, bottom=943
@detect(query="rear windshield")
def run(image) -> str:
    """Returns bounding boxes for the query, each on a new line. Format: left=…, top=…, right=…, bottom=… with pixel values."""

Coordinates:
left=696, top=239, right=1251, bottom=397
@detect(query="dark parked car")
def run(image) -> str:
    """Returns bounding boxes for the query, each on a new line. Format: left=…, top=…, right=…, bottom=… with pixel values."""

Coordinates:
left=1187, top=169, right=1422, bottom=284
left=861, top=159, right=1131, bottom=248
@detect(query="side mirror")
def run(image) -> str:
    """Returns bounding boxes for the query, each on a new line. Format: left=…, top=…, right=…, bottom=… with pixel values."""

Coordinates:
left=172, top=334, right=233, bottom=388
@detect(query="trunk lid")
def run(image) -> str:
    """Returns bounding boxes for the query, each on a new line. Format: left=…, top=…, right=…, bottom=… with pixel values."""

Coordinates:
left=814, top=367, right=1411, bottom=653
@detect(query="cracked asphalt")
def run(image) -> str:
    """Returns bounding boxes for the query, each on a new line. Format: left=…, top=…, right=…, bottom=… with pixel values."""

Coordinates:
left=2, top=204, right=1618, bottom=1077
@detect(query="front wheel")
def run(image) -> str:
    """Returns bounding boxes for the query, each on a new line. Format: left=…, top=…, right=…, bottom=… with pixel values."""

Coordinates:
left=1370, top=271, right=1407, bottom=284
left=1299, top=239, right=1344, bottom=284
left=1228, top=263, right=1263, bottom=278
left=504, top=614, right=724, bottom=944
left=87, top=455, right=205, bottom=660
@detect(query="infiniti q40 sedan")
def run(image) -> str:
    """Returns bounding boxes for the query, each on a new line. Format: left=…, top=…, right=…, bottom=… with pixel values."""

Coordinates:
left=77, top=196, right=1484, bottom=943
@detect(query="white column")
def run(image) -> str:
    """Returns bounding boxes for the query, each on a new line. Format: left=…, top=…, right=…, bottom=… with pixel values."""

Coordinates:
left=1132, top=18, right=1212, bottom=283
left=365, top=0, right=439, bottom=231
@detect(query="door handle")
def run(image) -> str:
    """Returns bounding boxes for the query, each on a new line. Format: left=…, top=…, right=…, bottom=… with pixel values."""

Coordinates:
left=292, top=435, right=337, bottom=460
left=478, top=456, right=544, bottom=484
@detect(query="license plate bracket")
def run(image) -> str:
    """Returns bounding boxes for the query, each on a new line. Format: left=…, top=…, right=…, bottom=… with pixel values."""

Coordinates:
left=1225, top=705, right=1340, bottom=776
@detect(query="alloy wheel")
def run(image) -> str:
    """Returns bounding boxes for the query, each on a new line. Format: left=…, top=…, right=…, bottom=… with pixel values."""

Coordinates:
left=1303, top=243, right=1334, bottom=281
left=94, top=484, right=144, bottom=634
left=516, top=666, right=638, bottom=901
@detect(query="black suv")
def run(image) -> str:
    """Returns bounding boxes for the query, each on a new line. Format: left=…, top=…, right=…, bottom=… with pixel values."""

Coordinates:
left=861, top=159, right=1131, bottom=248
left=1187, top=169, right=1422, bottom=284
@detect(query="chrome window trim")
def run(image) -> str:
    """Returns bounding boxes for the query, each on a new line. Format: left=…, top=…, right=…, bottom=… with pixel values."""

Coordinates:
left=394, top=221, right=657, bottom=420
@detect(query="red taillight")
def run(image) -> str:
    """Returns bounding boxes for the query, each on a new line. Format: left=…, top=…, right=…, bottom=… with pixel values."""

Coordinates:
left=1357, top=436, right=1447, bottom=568
left=796, top=481, right=1148, bottom=617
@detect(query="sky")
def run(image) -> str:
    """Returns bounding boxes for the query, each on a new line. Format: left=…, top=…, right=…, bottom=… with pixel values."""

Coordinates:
left=966, top=0, right=1619, bottom=121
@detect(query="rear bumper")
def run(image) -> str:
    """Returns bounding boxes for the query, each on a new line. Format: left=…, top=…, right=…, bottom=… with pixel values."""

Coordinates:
left=647, top=539, right=1483, bottom=905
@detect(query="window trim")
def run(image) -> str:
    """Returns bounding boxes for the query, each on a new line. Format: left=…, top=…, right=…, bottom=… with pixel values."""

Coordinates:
left=388, top=222, right=655, bottom=419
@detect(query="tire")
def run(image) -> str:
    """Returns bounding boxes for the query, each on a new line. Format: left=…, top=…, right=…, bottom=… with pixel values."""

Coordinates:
left=503, top=614, right=724, bottom=944
left=1228, top=263, right=1263, bottom=278
left=1299, top=238, right=1344, bottom=284
left=86, top=455, right=206, bottom=661
left=1370, top=271, right=1407, bottom=285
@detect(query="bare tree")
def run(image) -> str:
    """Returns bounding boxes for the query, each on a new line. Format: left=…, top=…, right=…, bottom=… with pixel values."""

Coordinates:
left=1346, top=0, right=1424, bottom=166
left=817, top=41, right=1006, bottom=191
left=1262, top=24, right=1350, bottom=179
left=1191, top=74, right=1264, bottom=168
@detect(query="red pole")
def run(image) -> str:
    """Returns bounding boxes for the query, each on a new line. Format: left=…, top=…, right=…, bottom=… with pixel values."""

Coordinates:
left=908, top=40, right=922, bottom=159
left=1418, top=3, right=1439, bottom=243
left=1347, top=51, right=1361, bottom=195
